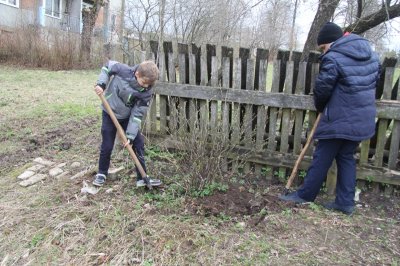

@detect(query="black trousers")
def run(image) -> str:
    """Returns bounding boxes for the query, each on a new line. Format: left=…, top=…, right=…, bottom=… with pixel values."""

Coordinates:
left=98, top=110, right=146, bottom=180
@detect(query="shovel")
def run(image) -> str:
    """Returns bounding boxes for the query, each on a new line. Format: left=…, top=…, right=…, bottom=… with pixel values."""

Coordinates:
left=283, top=113, right=321, bottom=195
left=98, top=93, right=155, bottom=190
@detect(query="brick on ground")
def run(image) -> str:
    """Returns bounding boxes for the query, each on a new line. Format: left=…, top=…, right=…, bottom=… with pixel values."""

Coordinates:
left=49, top=167, right=64, bottom=177
left=19, top=174, right=47, bottom=187
left=27, top=164, right=45, bottom=171
left=33, top=157, right=55, bottom=166
left=108, top=166, right=125, bottom=180
left=17, top=170, right=35, bottom=180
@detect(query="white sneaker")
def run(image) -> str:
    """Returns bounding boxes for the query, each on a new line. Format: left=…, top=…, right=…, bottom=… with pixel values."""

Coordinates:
left=136, top=178, right=162, bottom=187
left=93, top=174, right=106, bottom=187
left=136, top=179, right=146, bottom=187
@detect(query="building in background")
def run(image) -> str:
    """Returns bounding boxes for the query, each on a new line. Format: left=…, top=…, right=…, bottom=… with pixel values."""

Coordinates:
left=0, top=0, right=123, bottom=40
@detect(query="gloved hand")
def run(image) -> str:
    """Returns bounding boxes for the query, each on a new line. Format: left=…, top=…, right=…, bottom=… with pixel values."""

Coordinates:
left=123, top=138, right=134, bottom=147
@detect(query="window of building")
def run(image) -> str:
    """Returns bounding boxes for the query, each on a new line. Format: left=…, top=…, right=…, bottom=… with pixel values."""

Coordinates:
left=45, top=0, right=61, bottom=18
left=0, top=0, right=19, bottom=8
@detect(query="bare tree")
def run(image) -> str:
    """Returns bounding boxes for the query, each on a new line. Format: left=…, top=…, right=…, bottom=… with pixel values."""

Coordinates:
left=344, top=2, right=400, bottom=34
left=300, top=0, right=340, bottom=62
left=121, top=0, right=399, bottom=61
left=162, top=0, right=267, bottom=48
left=254, top=0, right=292, bottom=59
left=157, top=0, right=166, bottom=58
left=288, top=0, right=300, bottom=60
left=80, top=0, right=105, bottom=62
left=301, top=0, right=400, bottom=61
left=125, top=0, right=159, bottom=50
left=169, top=0, right=210, bottom=44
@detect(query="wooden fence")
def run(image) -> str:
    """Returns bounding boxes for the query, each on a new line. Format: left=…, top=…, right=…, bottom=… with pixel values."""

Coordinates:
left=132, top=42, right=400, bottom=193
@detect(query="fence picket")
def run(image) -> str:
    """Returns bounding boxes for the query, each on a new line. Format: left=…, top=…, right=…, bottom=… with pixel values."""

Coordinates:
left=254, top=58, right=268, bottom=175
left=375, top=69, right=394, bottom=168
left=158, top=52, right=168, bottom=134
left=199, top=54, right=209, bottom=136
left=188, top=54, right=198, bottom=133
left=243, top=58, right=255, bottom=172
left=388, top=78, right=400, bottom=169
left=221, top=57, right=230, bottom=136
left=210, top=56, right=219, bottom=140
left=168, top=53, right=178, bottom=133
left=266, top=60, right=281, bottom=179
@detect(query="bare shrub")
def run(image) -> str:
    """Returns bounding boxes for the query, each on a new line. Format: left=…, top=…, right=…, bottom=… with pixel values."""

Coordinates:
left=159, top=104, right=256, bottom=195
left=0, top=26, right=103, bottom=70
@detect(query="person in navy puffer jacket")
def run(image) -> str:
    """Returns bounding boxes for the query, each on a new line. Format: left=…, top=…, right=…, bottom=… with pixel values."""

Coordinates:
left=279, top=22, right=381, bottom=215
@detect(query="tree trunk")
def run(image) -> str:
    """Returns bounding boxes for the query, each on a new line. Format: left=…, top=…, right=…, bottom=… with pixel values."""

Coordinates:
left=80, top=1, right=103, bottom=63
left=158, top=0, right=166, bottom=62
left=300, top=0, right=340, bottom=62
left=289, top=0, right=299, bottom=61
left=344, top=4, right=400, bottom=34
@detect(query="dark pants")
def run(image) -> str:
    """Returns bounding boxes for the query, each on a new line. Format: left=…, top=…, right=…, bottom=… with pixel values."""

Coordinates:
left=297, top=138, right=360, bottom=206
left=98, top=110, right=146, bottom=180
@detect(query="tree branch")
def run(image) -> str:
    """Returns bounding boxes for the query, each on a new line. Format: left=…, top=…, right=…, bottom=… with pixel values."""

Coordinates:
left=344, top=3, right=400, bottom=34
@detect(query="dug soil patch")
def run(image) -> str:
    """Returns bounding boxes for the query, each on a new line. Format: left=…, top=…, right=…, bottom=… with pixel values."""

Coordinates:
left=188, top=183, right=296, bottom=218
left=187, top=181, right=400, bottom=223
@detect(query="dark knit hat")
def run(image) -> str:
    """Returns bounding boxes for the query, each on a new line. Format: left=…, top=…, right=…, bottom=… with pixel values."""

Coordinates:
left=317, top=22, right=343, bottom=45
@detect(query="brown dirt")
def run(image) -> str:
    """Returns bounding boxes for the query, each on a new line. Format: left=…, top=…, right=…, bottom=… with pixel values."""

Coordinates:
left=1, top=115, right=400, bottom=265
left=186, top=176, right=400, bottom=223
left=188, top=183, right=295, bottom=217
left=0, top=117, right=97, bottom=173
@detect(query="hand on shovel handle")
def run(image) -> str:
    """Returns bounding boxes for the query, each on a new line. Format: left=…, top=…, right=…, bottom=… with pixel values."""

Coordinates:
left=97, top=93, right=153, bottom=190
left=284, top=113, right=321, bottom=195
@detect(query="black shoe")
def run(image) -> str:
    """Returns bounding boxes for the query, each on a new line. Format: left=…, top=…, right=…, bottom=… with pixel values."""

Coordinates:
left=279, top=191, right=307, bottom=204
left=93, top=174, right=106, bottom=187
left=323, top=201, right=354, bottom=215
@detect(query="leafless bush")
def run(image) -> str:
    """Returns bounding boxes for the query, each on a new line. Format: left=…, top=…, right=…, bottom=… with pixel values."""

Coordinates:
left=163, top=106, right=255, bottom=194
left=0, top=26, right=103, bottom=70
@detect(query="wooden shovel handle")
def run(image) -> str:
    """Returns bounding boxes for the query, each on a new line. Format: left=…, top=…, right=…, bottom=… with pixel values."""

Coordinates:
left=285, top=113, right=321, bottom=190
left=98, top=93, right=148, bottom=179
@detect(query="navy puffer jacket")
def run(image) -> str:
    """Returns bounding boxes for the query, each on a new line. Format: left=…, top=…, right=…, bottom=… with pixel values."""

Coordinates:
left=314, top=34, right=380, bottom=141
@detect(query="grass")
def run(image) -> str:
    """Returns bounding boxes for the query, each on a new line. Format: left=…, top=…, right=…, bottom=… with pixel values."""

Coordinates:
left=0, top=64, right=399, bottom=265
left=0, top=66, right=98, bottom=122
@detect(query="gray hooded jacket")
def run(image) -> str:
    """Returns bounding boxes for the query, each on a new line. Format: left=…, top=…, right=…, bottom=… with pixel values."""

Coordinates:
left=97, top=61, right=153, bottom=140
